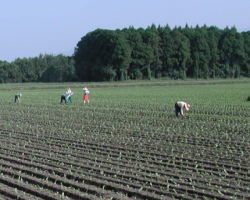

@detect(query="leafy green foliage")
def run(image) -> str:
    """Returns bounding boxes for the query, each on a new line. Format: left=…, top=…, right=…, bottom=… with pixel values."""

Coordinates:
left=74, top=29, right=131, bottom=81
left=1, top=25, right=250, bottom=83
left=0, top=54, right=75, bottom=83
left=74, top=25, right=250, bottom=81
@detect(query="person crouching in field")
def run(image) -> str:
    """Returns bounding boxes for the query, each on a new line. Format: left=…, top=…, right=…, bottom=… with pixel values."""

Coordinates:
left=83, top=87, right=90, bottom=104
left=175, top=101, right=190, bottom=117
left=65, top=88, right=73, bottom=103
left=60, top=95, right=66, bottom=104
left=60, top=88, right=73, bottom=104
left=14, top=93, right=22, bottom=103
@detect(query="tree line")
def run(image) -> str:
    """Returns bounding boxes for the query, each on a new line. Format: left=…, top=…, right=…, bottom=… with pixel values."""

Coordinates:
left=74, top=25, right=250, bottom=81
left=1, top=25, right=250, bottom=83
left=0, top=54, right=76, bottom=83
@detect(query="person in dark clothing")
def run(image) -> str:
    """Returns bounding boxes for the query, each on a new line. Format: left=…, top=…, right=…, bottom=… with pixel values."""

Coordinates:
left=60, top=95, right=66, bottom=104
left=14, top=93, right=22, bottom=103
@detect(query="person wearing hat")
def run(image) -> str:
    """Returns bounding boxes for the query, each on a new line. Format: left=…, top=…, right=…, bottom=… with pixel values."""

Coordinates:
left=83, top=87, right=90, bottom=104
left=175, top=101, right=191, bottom=117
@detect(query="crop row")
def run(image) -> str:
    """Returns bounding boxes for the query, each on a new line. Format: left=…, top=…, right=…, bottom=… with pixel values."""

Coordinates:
left=0, top=83, right=249, bottom=199
left=0, top=129, right=249, bottom=199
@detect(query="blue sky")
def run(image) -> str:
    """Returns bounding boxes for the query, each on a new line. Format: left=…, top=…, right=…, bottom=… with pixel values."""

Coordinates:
left=1, top=0, right=250, bottom=62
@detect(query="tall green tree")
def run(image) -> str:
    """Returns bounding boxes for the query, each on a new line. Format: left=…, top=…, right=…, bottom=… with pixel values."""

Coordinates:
left=14, top=58, right=37, bottom=82
left=40, top=54, right=75, bottom=82
left=207, top=26, right=221, bottom=78
left=219, top=27, right=245, bottom=78
left=0, top=61, right=21, bottom=83
left=74, top=29, right=131, bottom=81
left=170, top=28, right=190, bottom=79
left=189, top=26, right=210, bottom=79
left=158, top=25, right=178, bottom=78
left=242, top=31, right=250, bottom=76
left=123, top=27, right=149, bottom=79
left=143, top=25, right=162, bottom=78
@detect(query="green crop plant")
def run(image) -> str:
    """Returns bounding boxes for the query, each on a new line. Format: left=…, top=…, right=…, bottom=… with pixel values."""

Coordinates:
left=0, top=79, right=249, bottom=199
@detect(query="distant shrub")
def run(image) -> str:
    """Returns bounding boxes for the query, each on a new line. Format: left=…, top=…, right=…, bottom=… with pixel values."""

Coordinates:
left=247, top=96, right=250, bottom=101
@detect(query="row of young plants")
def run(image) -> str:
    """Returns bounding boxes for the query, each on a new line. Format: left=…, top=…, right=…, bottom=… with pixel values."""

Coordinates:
left=0, top=134, right=247, bottom=200
left=0, top=125, right=248, bottom=198
left=1, top=102, right=249, bottom=169
left=0, top=81, right=249, bottom=199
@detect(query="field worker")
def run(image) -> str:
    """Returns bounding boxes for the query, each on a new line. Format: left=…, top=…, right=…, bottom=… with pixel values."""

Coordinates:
left=175, top=101, right=191, bottom=117
left=83, top=87, right=90, bottom=104
left=60, top=95, right=66, bottom=104
left=65, top=88, right=73, bottom=103
left=14, top=93, right=22, bottom=103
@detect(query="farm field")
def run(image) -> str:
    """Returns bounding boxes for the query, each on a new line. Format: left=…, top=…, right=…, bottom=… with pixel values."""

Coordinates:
left=0, top=79, right=249, bottom=200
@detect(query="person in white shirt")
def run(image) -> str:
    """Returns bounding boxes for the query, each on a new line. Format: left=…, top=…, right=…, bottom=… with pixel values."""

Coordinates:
left=175, top=101, right=191, bottom=117
left=65, top=88, right=73, bottom=103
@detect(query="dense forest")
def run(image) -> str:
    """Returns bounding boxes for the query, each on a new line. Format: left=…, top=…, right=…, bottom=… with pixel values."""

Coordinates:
left=1, top=25, right=250, bottom=82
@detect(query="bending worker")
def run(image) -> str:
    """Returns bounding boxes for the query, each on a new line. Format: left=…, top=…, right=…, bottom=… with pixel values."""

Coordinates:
left=65, top=88, right=73, bottom=103
left=14, top=93, right=22, bottom=103
left=175, top=101, right=191, bottom=117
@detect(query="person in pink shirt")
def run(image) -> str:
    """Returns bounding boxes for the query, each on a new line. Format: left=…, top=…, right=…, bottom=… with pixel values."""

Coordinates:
left=175, top=101, right=191, bottom=117
left=83, top=87, right=90, bottom=104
